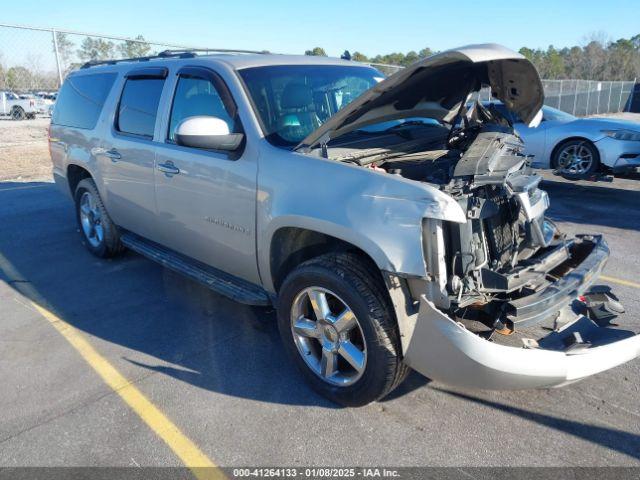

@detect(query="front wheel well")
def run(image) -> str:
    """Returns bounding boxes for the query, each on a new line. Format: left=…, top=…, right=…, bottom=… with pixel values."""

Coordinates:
left=269, top=227, right=383, bottom=293
left=550, top=137, right=598, bottom=168
left=67, top=164, right=92, bottom=196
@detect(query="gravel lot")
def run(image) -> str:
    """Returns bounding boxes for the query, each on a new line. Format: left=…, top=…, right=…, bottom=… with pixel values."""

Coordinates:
left=0, top=117, right=639, bottom=469
left=0, top=117, right=51, bottom=181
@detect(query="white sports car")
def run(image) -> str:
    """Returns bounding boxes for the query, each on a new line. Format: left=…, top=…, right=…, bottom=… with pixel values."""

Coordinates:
left=489, top=103, right=640, bottom=179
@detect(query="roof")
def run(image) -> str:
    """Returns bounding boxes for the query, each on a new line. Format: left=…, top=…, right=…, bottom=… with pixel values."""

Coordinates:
left=213, top=54, right=360, bottom=69
left=74, top=52, right=371, bottom=75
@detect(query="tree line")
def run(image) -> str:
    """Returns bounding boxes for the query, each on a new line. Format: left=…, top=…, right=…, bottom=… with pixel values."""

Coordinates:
left=2, top=32, right=639, bottom=93
left=306, top=34, right=640, bottom=81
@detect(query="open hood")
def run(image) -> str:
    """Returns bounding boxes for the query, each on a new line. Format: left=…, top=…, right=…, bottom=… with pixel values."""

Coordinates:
left=296, top=44, right=544, bottom=151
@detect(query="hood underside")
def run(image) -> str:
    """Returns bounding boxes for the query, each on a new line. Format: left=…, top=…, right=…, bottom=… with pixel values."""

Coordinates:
left=296, top=43, right=544, bottom=151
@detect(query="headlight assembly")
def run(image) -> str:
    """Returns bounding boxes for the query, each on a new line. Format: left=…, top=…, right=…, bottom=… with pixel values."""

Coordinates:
left=601, top=129, right=640, bottom=141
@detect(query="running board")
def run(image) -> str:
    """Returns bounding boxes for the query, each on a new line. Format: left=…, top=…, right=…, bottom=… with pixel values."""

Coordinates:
left=121, top=233, right=271, bottom=306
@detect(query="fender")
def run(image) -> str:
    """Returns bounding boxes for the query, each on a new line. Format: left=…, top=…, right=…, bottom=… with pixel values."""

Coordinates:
left=256, top=146, right=466, bottom=292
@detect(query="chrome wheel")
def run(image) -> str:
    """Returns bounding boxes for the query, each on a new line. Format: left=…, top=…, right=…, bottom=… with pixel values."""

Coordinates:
left=290, top=287, right=367, bottom=387
left=557, top=142, right=594, bottom=175
left=79, top=191, right=104, bottom=248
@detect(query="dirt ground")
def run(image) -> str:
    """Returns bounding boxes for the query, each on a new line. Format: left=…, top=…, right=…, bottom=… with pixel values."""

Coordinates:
left=0, top=117, right=51, bottom=181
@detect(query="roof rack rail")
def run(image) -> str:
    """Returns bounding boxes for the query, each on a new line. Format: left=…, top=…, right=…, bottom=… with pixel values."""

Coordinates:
left=80, top=48, right=268, bottom=69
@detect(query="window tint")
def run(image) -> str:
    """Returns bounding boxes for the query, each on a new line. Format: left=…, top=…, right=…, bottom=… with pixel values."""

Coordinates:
left=168, top=76, right=236, bottom=142
left=239, top=65, right=380, bottom=146
left=117, top=78, right=165, bottom=138
left=52, top=73, right=116, bottom=129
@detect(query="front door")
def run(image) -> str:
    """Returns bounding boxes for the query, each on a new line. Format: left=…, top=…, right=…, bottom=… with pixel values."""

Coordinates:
left=154, top=66, right=259, bottom=285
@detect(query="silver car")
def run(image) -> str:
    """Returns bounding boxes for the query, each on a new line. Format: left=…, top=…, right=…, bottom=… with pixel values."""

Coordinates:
left=488, top=103, right=640, bottom=178
left=49, top=44, right=640, bottom=406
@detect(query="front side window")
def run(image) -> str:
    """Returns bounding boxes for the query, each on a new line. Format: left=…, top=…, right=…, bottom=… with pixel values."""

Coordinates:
left=168, top=75, right=236, bottom=142
left=116, top=77, right=165, bottom=138
left=239, top=65, right=382, bottom=147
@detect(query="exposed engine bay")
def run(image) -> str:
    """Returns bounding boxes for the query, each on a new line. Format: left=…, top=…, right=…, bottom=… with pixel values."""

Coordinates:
left=324, top=101, right=607, bottom=338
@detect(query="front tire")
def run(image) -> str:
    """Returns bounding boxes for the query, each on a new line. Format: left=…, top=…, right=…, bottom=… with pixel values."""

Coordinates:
left=74, top=178, right=123, bottom=258
left=552, top=139, right=600, bottom=180
left=277, top=253, right=408, bottom=406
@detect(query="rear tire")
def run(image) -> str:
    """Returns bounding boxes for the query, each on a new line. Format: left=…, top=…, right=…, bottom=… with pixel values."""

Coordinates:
left=552, top=139, right=600, bottom=180
left=277, top=252, right=409, bottom=406
left=74, top=178, right=124, bottom=258
left=11, top=106, right=25, bottom=121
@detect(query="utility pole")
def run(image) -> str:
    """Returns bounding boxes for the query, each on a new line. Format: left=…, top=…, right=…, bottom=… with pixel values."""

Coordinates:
left=52, top=29, right=63, bottom=88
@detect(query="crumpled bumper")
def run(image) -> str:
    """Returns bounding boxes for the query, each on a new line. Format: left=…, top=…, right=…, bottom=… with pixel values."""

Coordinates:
left=404, top=296, right=640, bottom=390
left=401, top=235, right=640, bottom=389
left=595, top=136, right=640, bottom=170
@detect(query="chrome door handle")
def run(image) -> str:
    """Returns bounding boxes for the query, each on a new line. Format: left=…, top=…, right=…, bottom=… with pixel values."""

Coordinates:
left=157, top=162, right=180, bottom=176
left=104, top=148, right=122, bottom=162
left=91, top=147, right=121, bottom=161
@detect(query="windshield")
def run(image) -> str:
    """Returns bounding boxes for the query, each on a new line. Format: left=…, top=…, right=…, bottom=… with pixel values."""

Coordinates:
left=542, top=106, right=575, bottom=122
left=239, top=65, right=383, bottom=147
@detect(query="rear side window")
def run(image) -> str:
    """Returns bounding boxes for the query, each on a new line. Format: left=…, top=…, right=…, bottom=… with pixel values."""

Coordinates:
left=52, top=73, right=117, bottom=129
left=116, top=78, right=165, bottom=138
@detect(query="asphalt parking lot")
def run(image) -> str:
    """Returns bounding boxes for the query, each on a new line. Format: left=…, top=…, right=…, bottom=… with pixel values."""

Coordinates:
left=0, top=171, right=639, bottom=469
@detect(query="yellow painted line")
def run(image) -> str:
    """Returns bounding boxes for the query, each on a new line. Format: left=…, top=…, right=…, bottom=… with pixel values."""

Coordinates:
left=30, top=302, right=225, bottom=480
left=600, top=275, right=640, bottom=290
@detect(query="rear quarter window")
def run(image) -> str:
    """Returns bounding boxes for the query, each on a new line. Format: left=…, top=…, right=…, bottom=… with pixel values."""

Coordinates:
left=52, top=73, right=117, bottom=129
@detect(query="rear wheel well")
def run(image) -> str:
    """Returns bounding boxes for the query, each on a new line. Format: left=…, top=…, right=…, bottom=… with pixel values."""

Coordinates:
left=550, top=137, right=597, bottom=167
left=67, top=164, right=92, bottom=196
left=270, top=227, right=383, bottom=293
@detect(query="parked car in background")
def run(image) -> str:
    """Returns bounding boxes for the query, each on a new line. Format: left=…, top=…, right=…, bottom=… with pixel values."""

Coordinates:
left=0, top=91, right=46, bottom=119
left=49, top=44, right=640, bottom=406
left=487, top=102, right=640, bottom=179
left=36, top=92, right=57, bottom=107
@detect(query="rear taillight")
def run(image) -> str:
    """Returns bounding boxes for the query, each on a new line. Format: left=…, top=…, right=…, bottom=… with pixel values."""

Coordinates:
left=30, top=100, right=34, bottom=107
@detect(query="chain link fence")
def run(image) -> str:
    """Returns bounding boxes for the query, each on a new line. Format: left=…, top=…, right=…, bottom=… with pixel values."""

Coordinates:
left=477, top=79, right=637, bottom=116
left=0, top=23, right=637, bottom=116
left=0, top=23, right=210, bottom=93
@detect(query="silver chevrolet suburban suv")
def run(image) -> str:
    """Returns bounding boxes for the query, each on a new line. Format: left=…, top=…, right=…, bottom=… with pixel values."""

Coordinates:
left=50, top=44, right=640, bottom=406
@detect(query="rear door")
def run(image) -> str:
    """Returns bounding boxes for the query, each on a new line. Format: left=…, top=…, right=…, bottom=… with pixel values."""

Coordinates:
left=154, top=66, right=260, bottom=284
left=99, top=67, right=167, bottom=240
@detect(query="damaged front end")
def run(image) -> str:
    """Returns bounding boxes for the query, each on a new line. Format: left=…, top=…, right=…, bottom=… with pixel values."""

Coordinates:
left=298, top=43, right=640, bottom=388
left=394, top=121, right=640, bottom=390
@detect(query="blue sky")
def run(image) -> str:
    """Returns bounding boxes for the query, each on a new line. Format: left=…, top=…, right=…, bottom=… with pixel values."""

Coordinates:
left=2, top=0, right=639, bottom=58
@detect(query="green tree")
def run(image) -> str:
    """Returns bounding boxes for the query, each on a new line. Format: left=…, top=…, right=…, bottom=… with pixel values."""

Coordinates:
left=0, top=56, right=5, bottom=90
left=544, top=45, right=566, bottom=79
left=402, top=50, right=419, bottom=66
left=351, top=51, right=368, bottom=62
left=305, top=47, right=327, bottom=56
left=77, top=37, right=115, bottom=62
left=6, top=66, right=33, bottom=91
left=418, top=47, right=433, bottom=58
left=118, top=35, right=152, bottom=58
